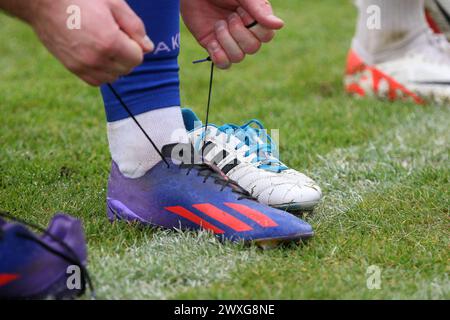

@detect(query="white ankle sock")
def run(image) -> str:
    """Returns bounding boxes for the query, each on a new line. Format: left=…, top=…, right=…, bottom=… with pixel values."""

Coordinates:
left=353, top=0, right=429, bottom=64
left=107, top=106, right=189, bottom=178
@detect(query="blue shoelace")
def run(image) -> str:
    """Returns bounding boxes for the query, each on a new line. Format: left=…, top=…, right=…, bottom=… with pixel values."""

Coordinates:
left=216, top=119, right=288, bottom=173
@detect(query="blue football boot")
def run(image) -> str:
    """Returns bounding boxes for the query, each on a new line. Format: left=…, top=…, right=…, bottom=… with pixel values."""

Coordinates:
left=0, top=213, right=92, bottom=299
left=107, top=143, right=314, bottom=248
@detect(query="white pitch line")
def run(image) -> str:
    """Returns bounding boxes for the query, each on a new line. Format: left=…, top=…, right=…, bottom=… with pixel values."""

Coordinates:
left=309, top=107, right=449, bottom=224
left=89, top=230, right=261, bottom=299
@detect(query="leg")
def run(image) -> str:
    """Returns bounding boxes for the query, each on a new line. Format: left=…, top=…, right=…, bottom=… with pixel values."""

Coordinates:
left=101, top=0, right=188, bottom=178
left=101, top=0, right=315, bottom=247
left=353, top=0, right=428, bottom=64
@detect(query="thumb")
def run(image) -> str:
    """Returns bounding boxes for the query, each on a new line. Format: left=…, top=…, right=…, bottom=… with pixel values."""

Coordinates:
left=110, top=0, right=154, bottom=53
left=238, top=0, right=284, bottom=30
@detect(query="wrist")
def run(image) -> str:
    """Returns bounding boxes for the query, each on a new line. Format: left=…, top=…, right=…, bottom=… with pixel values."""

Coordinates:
left=24, top=0, right=51, bottom=26
left=0, top=0, right=46, bottom=25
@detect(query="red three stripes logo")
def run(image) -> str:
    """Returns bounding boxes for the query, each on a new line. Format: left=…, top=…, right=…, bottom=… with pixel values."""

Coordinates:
left=165, top=203, right=278, bottom=234
left=0, top=274, right=20, bottom=287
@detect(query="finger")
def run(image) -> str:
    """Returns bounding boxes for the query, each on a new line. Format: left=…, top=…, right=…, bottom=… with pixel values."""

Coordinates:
left=207, top=40, right=231, bottom=69
left=110, top=0, right=154, bottom=52
left=81, top=75, right=102, bottom=87
left=80, top=71, right=119, bottom=87
left=249, top=24, right=275, bottom=43
left=238, top=0, right=284, bottom=30
left=237, top=6, right=276, bottom=43
left=236, top=6, right=256, bottom=26
left=109, top=31, right=144, bottom=74
left=228, top=13, right=261, bottom=54
left=108, top=59, right=132, bottom=76
left=215, top=20, right=245, bottom=63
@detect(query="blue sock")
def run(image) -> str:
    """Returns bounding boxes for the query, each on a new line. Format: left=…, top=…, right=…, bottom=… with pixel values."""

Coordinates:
left=101, top=0, right=181, bottom=122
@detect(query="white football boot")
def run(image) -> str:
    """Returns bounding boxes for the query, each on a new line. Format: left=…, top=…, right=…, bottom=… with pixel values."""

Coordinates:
left=182, top=109, right=322, bottom=212
left=345, top=30, right=450, bottom=105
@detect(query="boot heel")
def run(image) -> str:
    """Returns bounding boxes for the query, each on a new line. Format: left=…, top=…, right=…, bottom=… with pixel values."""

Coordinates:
left=106, top=201, right=119, bottom=222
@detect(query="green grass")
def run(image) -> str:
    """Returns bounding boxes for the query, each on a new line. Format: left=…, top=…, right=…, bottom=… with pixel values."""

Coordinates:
left=0, top=0, right=449, bottom=299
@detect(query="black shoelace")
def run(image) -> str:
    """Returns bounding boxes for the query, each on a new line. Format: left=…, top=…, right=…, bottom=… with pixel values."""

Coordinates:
left=192, top=20, right=257, bottom=160
left=0, top=211, right=95, bottom=299
left=193, top=57, right=214, bottom=162
left=107, top=80, right=255, bottom=201
left=108, top=78, right=254, bottom=200
left=179, top=161, right=254, bottom=200
left=106, top=21, right=258, bottom=201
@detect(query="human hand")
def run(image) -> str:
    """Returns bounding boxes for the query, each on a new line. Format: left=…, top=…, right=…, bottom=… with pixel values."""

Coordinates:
left=29, top=0, right=153, bottom=86
left=181, top=0, right=284, bottom=69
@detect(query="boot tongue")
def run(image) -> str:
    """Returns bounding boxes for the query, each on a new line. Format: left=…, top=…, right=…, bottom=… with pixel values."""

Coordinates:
left=182, top=108, right=202, bottom=131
